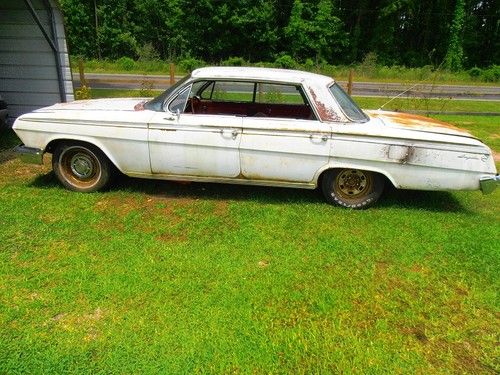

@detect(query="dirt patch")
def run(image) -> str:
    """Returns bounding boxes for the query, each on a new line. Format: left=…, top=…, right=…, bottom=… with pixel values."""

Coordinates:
left=493, top=151, right=500, bottom=162
left=47, top=307, right=106, bottom=342
left=156, top=231, right=187, bottom=243
left=0, top=154, right=51, bottom=184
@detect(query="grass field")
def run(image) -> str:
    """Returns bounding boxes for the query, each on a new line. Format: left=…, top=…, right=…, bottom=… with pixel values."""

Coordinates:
left=0, top=115, right=498, bottom=373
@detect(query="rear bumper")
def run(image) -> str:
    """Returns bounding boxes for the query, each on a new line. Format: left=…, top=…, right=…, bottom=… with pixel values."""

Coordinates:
left=480, top=175, right=500, bottom=195
left=14, top=144, right=44, bottom=165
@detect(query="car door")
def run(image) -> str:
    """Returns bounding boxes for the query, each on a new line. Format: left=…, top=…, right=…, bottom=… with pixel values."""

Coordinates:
left=240, top=83, right=331, bottom=183
left=148, top=85, right=243, bottom=178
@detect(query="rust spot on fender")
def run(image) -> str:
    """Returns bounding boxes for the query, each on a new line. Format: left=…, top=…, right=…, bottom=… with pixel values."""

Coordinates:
left=400, top=146, right=415, bottom=164
left=308, top=88, right=342, bottom=122
left=386, top=144, right=416, bottom=164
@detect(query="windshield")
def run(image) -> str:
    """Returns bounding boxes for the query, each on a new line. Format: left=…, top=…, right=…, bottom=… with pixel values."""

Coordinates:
left=329, top=83, right=368, bottom=122
left=144, top=74, right=191, bottom=112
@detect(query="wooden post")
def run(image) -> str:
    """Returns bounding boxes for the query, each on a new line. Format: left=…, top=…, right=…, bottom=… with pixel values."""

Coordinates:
left=347, top=69, right=354, bottom=96
left=169, top=63, right=175, bottom=85
left=78, top=58, right=86, bottom=87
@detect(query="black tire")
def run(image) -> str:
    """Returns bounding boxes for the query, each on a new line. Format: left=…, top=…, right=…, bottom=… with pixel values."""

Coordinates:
left=321, top=169, right=385, bottom=209
left=52, top=142, right=113, bottom=192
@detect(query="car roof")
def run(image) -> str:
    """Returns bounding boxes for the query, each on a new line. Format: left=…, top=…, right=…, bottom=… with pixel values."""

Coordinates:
left=191, top=66, right=334, bottom=86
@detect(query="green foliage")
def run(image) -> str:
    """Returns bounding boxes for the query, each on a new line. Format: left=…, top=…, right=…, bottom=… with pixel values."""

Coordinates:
left=480, top=65, right=500, bottom=82
left=59, top=0, right=498, bottom=69
left=468, top=67, right=482, bottom=79
left=444, top=0, right=466, bottom=71
left=75, top=85, right=92, bottom=100
left=284, top=0, right=347, bottom=62
left=116, top=57, right=135, bottom=71
left=178, top=57, right=205, bottom=73
left=274, top=55, right=297, bottom=69
left=221, top=57, right=246, bottom=66
left=137, top=43, right=160, bottom=61
left=303, top=58, right=315, bottom=71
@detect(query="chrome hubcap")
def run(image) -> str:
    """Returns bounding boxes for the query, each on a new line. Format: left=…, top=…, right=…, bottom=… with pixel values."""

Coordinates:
left=337, top=170, right=367, bottom=196
left=70, top=153, right=94, bottom=179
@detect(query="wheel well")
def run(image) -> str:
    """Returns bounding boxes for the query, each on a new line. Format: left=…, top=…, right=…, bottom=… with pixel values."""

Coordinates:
left=317, top=168, right=395, bottom=189
left=45, top=139, right=117, bottom=170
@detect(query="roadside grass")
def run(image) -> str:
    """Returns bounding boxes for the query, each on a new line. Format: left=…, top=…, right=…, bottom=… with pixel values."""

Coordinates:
left=73, top=58, right=499, bottom=86
left=354, top=97, right=500, bottom=114
left=0, top=116, right=498, bottom=373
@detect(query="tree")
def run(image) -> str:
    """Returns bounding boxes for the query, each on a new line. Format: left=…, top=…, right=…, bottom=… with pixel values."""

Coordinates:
left=444, top=0, right=466, bottom=71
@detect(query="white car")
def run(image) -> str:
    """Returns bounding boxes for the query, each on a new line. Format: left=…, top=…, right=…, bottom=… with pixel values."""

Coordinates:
left=13, top=67, right=499, bottom=208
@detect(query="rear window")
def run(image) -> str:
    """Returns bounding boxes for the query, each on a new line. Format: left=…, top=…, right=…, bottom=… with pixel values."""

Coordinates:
left=329, top=83, right=368, bottom=122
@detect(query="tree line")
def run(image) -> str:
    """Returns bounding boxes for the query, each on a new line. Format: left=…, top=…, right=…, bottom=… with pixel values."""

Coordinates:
left=59, top=0, right=499, bottom=70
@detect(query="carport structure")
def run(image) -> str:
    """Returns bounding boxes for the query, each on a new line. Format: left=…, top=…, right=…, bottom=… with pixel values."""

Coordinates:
left=0, top=0, right=73, bottom=125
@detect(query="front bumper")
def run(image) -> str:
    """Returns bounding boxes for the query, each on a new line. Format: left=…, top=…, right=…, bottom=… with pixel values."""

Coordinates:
left=480, top=175, right=500, bottom=195
left=14, top=144, right=44, bottom=165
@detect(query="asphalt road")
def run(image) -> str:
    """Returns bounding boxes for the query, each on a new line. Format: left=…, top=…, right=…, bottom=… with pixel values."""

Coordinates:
left=75, top=73, right=500, bottom=101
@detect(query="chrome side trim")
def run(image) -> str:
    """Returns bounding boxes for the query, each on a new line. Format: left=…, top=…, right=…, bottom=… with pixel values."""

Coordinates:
left=480, top=175, right=500, bottom=195
left=14, top=145, right=44, bottom=165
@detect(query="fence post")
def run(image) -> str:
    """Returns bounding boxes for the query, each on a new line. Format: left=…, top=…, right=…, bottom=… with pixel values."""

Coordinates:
left=169, top=63, right=175, bottom=85
left=78, top=58, right=86, bottom=87
left=347, top=69, right=354, bottom=96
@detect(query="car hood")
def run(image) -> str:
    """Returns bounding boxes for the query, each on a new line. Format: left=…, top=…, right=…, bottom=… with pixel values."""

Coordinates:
left=365, top=110, right=475, bottom=139
left=34, top=98, right=150, bottom=112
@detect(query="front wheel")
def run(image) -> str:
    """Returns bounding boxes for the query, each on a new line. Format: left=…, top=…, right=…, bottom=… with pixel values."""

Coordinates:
left=321, top=169, right=385, bottom=209
left=52, top=142, right=113, bottom=192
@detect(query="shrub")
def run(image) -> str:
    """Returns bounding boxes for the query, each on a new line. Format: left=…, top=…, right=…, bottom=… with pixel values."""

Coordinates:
left=116, top=56, right=135, bottom=71
left=75, top=85, right=92, bottom=100
left=221, top=56, right=246, bottom=66
left=254, top=61, right=274, bottom=68
left=178, top=57, right=205, bottom=72
left=480, top=65, right=500, bottom=82
left=274, top=55, right=297, bottom=69
left=137, top=43, right=160, bottom=61
left=303, top=58, right=315, bottom=71
left=360, top=52, right=378, bottom=77
left=468, top=67, right=482, bottom=78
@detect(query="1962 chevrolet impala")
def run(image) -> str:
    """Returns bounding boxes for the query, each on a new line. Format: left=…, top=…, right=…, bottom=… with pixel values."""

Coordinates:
left=13, top=67, right=499, bottom=208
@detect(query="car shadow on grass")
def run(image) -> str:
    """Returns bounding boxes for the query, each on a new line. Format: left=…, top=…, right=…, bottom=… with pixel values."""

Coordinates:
left=30, top=172, right=468, bottom=213
left=378, top=185, right=468, bottom=212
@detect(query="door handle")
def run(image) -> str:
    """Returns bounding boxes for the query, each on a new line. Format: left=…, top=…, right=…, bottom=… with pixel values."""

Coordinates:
left=220, top=129, right=239, bottom=140
left=164, top=116, right=176, bottom=121
left=310, top=134, right=329, bottom=142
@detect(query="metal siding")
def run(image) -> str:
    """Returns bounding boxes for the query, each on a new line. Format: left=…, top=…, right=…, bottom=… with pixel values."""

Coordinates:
left=0, top=0, right=74, bottom=121
left=0, top=64, right=71, bottom=80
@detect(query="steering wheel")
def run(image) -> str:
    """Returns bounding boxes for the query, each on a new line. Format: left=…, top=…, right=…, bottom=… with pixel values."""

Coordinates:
left=191, top=95, right=201, bottom=114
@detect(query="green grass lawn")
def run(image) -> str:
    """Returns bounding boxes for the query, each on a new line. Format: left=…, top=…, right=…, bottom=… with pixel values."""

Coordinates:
left=0, top=116, right=498, bottom=373
left=355, top=97, right=500, bottom=114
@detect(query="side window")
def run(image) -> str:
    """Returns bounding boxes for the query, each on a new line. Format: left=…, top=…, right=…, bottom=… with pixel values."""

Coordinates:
left=167, top=86, right=191, bottom=113
left=210, top=81, right=254, bottom=102
left=255, top=83, right=306, bottom=105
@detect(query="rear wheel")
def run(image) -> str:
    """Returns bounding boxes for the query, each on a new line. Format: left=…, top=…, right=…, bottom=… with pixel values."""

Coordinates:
left=321, top=169, right=384, bottom=209
left=52, top=142, right=112, bottom=192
